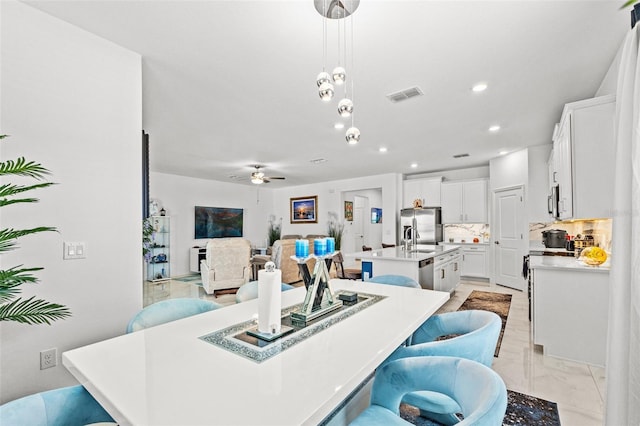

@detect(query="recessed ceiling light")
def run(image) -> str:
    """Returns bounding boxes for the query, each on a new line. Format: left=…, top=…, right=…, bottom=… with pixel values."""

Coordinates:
left=410, top=163, right=418, bottom=168
left=489, top=125, right=501, bottom=132
left=379, top=147, right=387, bottom=153
left=472, top=83, right=488, bottom=92
left=499, top=150, right=508, bottom=156
left=334, top=123, right=344, bottom=129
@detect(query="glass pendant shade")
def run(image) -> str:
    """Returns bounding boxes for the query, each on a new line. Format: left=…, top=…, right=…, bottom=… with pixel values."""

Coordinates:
left=319, top=82, right=335, bottom=101
left=316, top=71, right=331, bottom=87
left=345, top=127, right=360, bottom=144
left=337, top=98, right=353, bottom=117
left=332, top=67, right=346, bottom=85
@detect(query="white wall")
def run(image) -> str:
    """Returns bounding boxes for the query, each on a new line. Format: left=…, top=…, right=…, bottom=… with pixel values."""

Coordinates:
left=272, top=173, right=400, bottom=254
left=489, top=149, right=528, bottom=191
left=149, top=172, right=275, bottom=276
left=596, top=42, right=623, bottom=97
left=343, top=188, right=384, bottom=249
left=1, top=1, right=142, bottom=403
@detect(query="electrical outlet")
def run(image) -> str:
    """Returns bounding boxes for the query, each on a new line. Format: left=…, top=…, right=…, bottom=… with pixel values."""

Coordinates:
left=40, top=348, right=57, bottom=370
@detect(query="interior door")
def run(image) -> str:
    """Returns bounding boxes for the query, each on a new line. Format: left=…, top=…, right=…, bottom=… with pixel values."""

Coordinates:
left=353, top=207, right=364, bottom=251
left=493, top=186, right=526, bottom=291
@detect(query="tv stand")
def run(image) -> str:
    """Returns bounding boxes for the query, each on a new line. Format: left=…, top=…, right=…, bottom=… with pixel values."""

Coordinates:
left=190, top=247, right=207, bottom=273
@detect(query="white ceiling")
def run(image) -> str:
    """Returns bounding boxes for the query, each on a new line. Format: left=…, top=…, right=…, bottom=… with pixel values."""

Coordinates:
left=25, top=0, right=629, bottom=187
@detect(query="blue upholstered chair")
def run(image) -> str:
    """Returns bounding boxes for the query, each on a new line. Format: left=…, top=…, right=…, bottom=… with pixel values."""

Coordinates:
left=126, top=298, right=223, bottom=333
left=235, top=280, right=295, bottom=303
left=366, top=274, right=421, bottom=288
left=350, top=356, right=507, bottom=426
left=382, top=310, right=502, bottom=425
left=0, top=385, right=115, bottom=426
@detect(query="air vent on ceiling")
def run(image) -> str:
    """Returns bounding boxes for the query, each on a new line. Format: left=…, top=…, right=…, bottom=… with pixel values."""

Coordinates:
left=309, top=158, right=327, bottom=164
left=453, top=153, right=470, bottom=158
left=386, top=86, right=423, bottom=103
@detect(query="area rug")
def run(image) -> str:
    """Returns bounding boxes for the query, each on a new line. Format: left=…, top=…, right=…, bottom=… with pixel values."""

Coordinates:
left=457, top=290, right=512, bottom=357
left=399, top=390, right=561, bottom=426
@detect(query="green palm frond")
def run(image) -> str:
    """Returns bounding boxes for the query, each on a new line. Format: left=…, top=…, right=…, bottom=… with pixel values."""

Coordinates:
left=0, top=296, right=71, bottom=325
left=621, top=0, right=638, bottom=8
left=0, top=157, right=51, bottom=179
left=0, top=266, right=43, bottom=303
left=0, top=182, right=55, bottom=207
left=0, top=227, right=57, bottom=253
left=0, top=134, right=70, bottom=325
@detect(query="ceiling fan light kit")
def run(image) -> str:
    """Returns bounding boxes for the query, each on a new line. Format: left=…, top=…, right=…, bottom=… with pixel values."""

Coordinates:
left=250, top=165, right=285, bottom=185
left=315, top=0, right=360, bottom=144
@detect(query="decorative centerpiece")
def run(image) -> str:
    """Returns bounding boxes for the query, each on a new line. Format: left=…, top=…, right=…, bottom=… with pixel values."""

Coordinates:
left=290, top=237, right=342, bottom=325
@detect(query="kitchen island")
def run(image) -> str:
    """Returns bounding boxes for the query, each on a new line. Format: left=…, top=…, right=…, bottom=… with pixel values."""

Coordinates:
left=347, top=244, right=461, bottom=291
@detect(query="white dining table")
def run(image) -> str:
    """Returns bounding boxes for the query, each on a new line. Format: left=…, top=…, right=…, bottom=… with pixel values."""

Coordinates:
left=63, top=279, right=449, bottom=426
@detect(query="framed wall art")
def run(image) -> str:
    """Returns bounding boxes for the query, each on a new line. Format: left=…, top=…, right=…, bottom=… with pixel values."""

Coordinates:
left=290, top=196, right=318, bottom=223
left=344, top=201, right=353, bottom=221
left=371, top=207, right=382, bottom=224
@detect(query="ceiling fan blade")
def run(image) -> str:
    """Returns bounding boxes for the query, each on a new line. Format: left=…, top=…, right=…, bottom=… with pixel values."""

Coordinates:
left=262, top=177, right=270, bottom=183
left=267, top=176, right=285, bottom=180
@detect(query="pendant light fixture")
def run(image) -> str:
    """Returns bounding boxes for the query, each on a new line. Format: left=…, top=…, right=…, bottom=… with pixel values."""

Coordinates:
left=314, top=0, right=360, bottom=143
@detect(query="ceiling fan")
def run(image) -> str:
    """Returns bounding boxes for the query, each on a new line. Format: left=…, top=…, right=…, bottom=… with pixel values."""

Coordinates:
left=250, top=165, right=285, bottom=185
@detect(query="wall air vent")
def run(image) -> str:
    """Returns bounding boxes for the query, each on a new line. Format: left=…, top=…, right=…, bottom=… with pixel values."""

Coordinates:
left=386, top=86, right=423, bottom=103
left=453, top=153, right=470, bottom=158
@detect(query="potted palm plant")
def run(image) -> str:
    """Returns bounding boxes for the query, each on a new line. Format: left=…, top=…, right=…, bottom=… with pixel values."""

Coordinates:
left=327, top=211, right=345, bottom=250
left=267, top=215, right=282, bottom=247
left=0, top=135, right=71, bottom=324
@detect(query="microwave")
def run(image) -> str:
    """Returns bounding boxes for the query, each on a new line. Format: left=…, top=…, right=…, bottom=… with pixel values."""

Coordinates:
left=548, top=185, right=560, bottom=219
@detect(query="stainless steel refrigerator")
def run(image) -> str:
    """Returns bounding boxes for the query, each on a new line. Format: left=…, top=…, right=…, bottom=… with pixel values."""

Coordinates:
left=401, top=207, right=443, bottom=244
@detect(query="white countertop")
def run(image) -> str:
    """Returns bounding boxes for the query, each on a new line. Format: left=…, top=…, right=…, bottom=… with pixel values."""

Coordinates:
left=348, top=244, right=461, bottom=263
left=443, top=241, right=489, bottom=246
left=530, top=253, right=610, bottom=273
left=63, top=280, right=449, bottom=426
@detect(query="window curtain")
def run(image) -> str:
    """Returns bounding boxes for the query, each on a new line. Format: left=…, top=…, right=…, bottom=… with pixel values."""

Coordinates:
left=605, top=23, right=640, bottom=426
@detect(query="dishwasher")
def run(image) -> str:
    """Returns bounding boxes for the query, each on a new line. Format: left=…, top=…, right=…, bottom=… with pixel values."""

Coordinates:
left=417, top=257, right=435, bottom=290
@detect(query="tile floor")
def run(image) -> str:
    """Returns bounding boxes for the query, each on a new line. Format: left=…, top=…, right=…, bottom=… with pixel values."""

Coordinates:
left=143, top=277, right=605, bottom=426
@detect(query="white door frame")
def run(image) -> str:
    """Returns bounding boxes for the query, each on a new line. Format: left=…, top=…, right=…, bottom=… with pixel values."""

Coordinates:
left=492, top=184, right=527, bottom=291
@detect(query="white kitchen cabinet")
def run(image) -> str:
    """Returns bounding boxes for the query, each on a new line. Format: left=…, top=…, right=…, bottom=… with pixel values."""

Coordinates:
left=531, top=265, right=609, bottom=366
left=434, top=249, right=461, bottom=293
left=461, top=245, right=488, bottom=278
left=441, top=179, right=488, bottom=223
left=403, top=176, right=442, bottom=208
left=551, top=95, right=615, bottom=219
left=553, top=116, right=573, bottom=219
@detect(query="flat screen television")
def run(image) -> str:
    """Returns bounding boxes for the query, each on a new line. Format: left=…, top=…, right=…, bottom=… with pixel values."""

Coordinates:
left=194, top=206, right=243, bottom=239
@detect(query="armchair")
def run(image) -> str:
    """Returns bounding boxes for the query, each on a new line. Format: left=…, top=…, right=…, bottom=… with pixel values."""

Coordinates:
left=200, top=238, right=251, bottom=295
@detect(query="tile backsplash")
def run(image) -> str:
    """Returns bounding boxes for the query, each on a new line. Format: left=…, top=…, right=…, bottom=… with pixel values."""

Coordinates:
left=529, top=219, right=612, bottom=251
left=444, top=224, right=490, bottom=243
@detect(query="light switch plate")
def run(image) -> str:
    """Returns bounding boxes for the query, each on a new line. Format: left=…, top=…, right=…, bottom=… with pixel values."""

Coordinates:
left=63, top=242, right=86, bottom=260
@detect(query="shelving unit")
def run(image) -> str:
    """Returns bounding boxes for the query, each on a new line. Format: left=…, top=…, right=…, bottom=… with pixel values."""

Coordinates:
left=147, top=215, right=170, bottom=282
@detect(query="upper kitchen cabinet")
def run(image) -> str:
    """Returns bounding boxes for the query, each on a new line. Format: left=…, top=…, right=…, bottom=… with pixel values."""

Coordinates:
left=441, top=179, right=488, bottom=223
left=403, top=176, right=442, bottom=208
left=552, top=95, right=615, bottom=220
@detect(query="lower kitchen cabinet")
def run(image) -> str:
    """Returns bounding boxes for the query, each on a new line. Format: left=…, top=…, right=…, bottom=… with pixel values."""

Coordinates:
left=531, top=265, right=609, bottom=366
left=434, top=249, right=461, bottom=293
left=460, top=245, right=488, bottom=278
